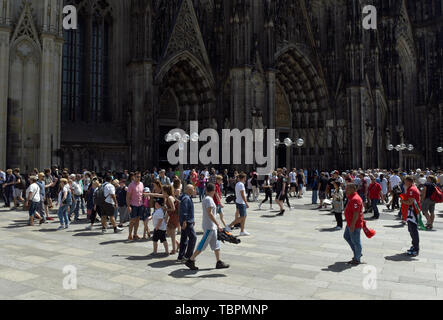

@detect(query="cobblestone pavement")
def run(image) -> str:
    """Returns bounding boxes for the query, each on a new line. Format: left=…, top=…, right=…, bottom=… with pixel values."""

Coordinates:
left=1, top=193, right=443, bottom=300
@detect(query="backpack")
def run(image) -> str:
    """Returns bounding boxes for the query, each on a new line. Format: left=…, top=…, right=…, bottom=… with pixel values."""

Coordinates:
left=95, top=183, right=107, bottom=207
left=430, top=185, right=443, bottom=203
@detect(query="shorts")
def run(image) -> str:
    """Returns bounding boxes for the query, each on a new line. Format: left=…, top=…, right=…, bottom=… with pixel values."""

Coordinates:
left=276, top=192, right=286, bottom=201
left=118, top=206, right=130, bottom=223
left=290, top=182, right=297, bottom=188
left=197, top=230, right=221, bottom=252
left=421, top=198, right=435, bottom=214
left=130, top=205, right=144, bottom=219
left=14, top=189, right=23, bottom=198
left=153, top=229, right=167, bottom=242
left=236, top=203, right=247, bottom=217
left=216, top=204, right=223, bottom=214
left=319, top=191, right=326, bottom=200
left=142, top=207, right=151, bottom=221
left=101, top=202, right=115, bottom=217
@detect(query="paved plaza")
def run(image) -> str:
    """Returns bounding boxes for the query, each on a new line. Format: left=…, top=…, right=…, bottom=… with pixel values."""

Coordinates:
left=1, top=192, right=443, bottom=300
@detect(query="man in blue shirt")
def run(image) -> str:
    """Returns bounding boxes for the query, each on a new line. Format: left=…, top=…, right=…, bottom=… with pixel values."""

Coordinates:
left=178, top=185, right=197, bottom=262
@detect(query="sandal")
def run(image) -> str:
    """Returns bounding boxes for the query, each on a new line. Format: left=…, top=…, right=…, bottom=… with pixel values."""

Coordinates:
left=133, top=235, right=141, bottom=240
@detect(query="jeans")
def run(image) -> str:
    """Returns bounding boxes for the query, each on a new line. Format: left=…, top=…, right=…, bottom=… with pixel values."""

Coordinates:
left=312, top=190, right=318, bottom=204
left=28, top=201, right=38, bottom=217
left=178, top=223, right=197, bottom=260
left=408, top=221, right=419, bottom=252
left=37, top=200, right=46, bottom=221
left=198, top=188, right=205, bottom=202
left=80, top=196, right=86, bottom=214
left=71, top=195, right=81, bottom=220
left=3, top=187, right=11, bottom=207
left=371, top=199, right=380, bottom=218
left=344, top=227, right=362, bottom=262
left=58, top=205, right=69, bottom=226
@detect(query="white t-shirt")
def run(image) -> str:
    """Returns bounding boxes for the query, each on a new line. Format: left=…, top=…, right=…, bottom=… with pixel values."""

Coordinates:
left=26, top=183, right=41, bottom=203
left=58, top=185, right=70, bottom=205
left=235, top=181, right=246, bottom=204
left=152, top=208, right=167, bottom=231
left=202, top=196, right=217, bottom=231
left=389, top=175, right=401, bottom=188
left=289, top=172, right=297, bottom=183
left=72, top=181, right=82, bottom=196
left=103, top=183, right=116, bottom=205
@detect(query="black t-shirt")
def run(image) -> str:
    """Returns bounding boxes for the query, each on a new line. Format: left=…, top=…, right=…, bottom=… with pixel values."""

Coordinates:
left=424, top=182, right=436, bottom=199
left=276, top=177, right=287, bottom=193
left=297, top=173, right=304, bottom=184
left=319, top=177, right=329, bottom=192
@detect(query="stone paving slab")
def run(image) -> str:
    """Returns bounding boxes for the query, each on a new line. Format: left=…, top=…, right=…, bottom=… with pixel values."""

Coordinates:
left=1, top=193, right=443, bottom=300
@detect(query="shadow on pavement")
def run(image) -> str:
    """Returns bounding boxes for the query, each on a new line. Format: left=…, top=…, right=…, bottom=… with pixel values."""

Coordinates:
left=322, top=261, right=356, bottom=272
left=100, top=239, right=130, bottom=245
left=125, top=253, right=165, bottom=261
left=385, top=253, right=418, bottom=262
left=168, top=269, right=226, bottom=279
left=260, top=215, right=277, bottom=218
left=73, top=232, right=103, bottom=237
left=37, top=228, right=59, bottom=232
left=383, top=224, right=405, bottom=229
left=317, top=227, right=340, bottom=232
left=148, top=260, right=183, bottom=268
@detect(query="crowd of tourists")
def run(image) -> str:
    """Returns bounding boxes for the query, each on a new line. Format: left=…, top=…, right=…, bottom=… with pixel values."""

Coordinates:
left=0, top=166, right=442, bottom=269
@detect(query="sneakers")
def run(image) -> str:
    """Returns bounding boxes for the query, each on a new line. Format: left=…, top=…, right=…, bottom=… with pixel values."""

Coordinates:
left=102, top=228, right=107, bottom=234
left=258, top=203, right=262, bottom=210
left=185, top=259, right=199, bottom=271
left=335, top=226, right=343, bottom=231
left=347, top=258, right=361, bottom=265
left=216, top=260, right=230, bottom=269
left=240, top=231, right=250, bottom=236
left=114, top=227, right=123, bottom=233
left=407, top=250, right=419, bottom=257
left=276, top=210, right=285, bottom=216
left=57, top=225, right=65, bottom=230
left=85, top=225, right=93, bottom=230
left=64, top=225, right=69, bottom=229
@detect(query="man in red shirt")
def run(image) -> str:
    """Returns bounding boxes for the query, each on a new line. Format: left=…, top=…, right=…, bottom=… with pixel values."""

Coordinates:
left=344, top=183, right=364, bottom=265
left=368, top=175, right=383, bottom=219
left=401, top=176, right=421, bottom=256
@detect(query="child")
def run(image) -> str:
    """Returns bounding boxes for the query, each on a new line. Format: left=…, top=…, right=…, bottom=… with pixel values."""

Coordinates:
left=152, top=198, right=169, bottom=255
left=142, top=187, right=152, bottom=239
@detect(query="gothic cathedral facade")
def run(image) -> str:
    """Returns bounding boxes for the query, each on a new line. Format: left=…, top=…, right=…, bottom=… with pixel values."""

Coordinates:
left=1, top=0, right=442, bottom=172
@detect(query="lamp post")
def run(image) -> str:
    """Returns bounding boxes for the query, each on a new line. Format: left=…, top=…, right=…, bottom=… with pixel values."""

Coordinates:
left=387, top=143, right=414, bottom=168
left=274, top=138, right=305, bottom=168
